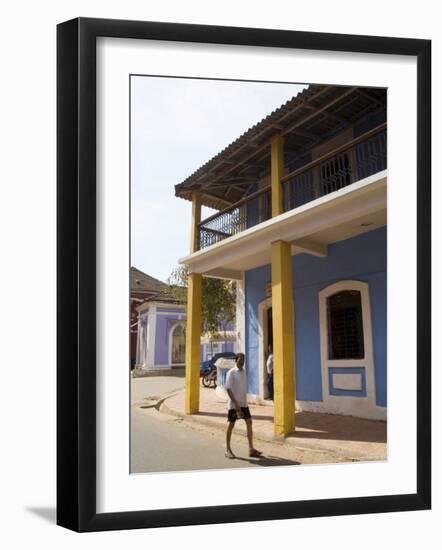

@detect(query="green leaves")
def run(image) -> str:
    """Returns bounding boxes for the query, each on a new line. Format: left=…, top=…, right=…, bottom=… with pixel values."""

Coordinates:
left=166, top=265, right=236, bottom=335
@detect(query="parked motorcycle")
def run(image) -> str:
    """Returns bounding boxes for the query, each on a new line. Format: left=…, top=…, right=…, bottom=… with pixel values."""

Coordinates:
left=201, top=365, right=217, bottom=388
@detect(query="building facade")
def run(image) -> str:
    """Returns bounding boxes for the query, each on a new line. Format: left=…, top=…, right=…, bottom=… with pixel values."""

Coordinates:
left=175, top=84, right=387, bottom=433
left=135, top=295, right=236, bottom=372
left=130, top=267, right=166, bottom=367
left=135, top=299, right=187, bottom=371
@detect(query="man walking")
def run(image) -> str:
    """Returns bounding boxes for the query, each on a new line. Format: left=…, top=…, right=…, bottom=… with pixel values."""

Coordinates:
left=224, top=353, right=262, bottom=459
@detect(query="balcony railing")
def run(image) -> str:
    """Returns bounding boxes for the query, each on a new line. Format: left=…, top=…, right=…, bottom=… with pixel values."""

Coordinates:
left=197, top=124, right=386, bottom=250
left=198, top=187, right=271, bottom=249
left=281, top=124, right=386, bottom=211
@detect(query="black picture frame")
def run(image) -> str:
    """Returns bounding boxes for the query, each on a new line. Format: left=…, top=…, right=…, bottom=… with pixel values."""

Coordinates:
left=57, top=17, right=431, bottom=532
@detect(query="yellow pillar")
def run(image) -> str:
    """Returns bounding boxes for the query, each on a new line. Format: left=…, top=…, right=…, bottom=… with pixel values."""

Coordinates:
left=270, top=135, right=284, bottom=217
left=185, top=191, right=203, bottom=413
left=190, top=190, right=201, bottom=253
left=185, top=272, right=202, bottom=414
left=271, top=240, right=295, bottom=436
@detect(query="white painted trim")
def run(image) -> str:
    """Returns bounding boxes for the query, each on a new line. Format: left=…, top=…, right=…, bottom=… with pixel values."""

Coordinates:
left=258, top=297, right=272, bottom=400
left=138, top=301, right=186, bottom=312
left=135, top=319, right=143, bottom=368
left=203, top=268, right=243, bottom=280
left=168, top=321, right=186, bottom=367
left=295, top=399, right=386, bottom=421
left=318, top=280, right=378, bottom=418
left=257, top=296, right=296, bottom=403
left=156, top=310, right=186, bottom=317
left=179, top=171, right=386, bottom=274
left=332, top=373, right=362, bottom=391
left=235, top=273, right=246, bottom=354
left=151, top=302, right=186, bottom=310
left=291, top=238, right=328, bottom=257
left=145, top=305, right=157, bottom=368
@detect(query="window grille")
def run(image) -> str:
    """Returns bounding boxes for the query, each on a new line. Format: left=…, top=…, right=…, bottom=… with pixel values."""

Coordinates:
left=327, top=290, right=364, bottom=359
left=320, top=153, right=352, bottom=194
left=171, top=325, right=186, bottom=364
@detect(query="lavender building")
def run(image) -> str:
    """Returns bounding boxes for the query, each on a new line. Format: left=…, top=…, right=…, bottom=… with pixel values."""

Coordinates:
left=135, top=293, right=235, bottom=373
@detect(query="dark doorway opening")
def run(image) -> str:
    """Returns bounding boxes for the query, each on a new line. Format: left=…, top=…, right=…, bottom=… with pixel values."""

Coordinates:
left=265, top=306, right=273, bottom=400
left=267, top=306, right=273, bottom=351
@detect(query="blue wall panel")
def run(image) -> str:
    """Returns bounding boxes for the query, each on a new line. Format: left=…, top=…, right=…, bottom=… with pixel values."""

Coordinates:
left=368, top=271, right=387, bottom=406
left=245, top=226, right=387, bottom=406
left=294, top=285, right=323, bottom=401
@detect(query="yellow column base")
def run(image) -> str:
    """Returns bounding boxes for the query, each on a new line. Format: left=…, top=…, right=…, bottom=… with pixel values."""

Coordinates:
left=271, top=240, right=296, bottom=436
left=185, top=272, right=202, bottom=414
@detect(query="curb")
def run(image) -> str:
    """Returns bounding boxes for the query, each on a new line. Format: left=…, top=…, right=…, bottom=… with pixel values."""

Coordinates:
left=136, top=389, right=185, bottom=410
left=157, top=394, right=379, bottom=462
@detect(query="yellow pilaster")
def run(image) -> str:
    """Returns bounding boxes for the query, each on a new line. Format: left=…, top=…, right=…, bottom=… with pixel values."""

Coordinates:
left=185, top=272, right=202, bottom=414
left=271, top=240, right=295, bottom=436
left=190, top=191, right=202, bottom=253
left=270, top=135, right=284, bottom=217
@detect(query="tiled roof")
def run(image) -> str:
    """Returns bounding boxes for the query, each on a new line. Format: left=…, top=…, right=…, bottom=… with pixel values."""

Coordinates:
left=175, top=84, right=386, bottom=209
left=145, top=288, right=186, bottom=304
left=130, top=267, right=166, bottom=294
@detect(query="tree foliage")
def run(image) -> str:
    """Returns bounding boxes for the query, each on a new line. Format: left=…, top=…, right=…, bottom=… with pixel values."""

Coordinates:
left=166, top=265, right=236, bottom=336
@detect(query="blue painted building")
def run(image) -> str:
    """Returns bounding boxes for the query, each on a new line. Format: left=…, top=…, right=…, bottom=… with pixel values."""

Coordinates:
left=176, top=85, right=387, bottom=427
left=244, top=226, right=386, bottom=419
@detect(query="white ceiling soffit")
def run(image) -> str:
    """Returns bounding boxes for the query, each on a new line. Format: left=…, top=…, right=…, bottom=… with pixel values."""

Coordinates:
left=180, top=171, right=387, bottom=276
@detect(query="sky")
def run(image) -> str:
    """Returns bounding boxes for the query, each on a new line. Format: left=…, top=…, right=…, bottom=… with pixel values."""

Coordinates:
left=131, top=76, right=307, bottom=283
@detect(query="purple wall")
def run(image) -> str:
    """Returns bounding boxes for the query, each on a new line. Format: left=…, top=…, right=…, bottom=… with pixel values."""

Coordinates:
left=154, top=314, right=184, bottom=366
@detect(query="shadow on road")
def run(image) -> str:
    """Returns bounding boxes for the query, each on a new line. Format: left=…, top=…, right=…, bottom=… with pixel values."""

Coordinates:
left=232, top=455, right=300, bottom=467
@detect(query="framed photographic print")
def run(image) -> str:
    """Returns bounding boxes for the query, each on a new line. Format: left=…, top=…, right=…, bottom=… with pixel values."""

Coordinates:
left=57, top=17, right=431, bottom=532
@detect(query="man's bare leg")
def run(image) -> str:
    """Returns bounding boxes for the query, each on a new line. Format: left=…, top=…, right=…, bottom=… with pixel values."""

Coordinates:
left=246, top=419, right=262, bottom=457
left=225, top=422, right=235, bottom=458
left=245, top=418, right=254, bottom=450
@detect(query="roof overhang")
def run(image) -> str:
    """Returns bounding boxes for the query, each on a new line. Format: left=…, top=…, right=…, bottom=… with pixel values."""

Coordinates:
left=179, top=170, right=387, bottom=278
left=174, top=85, right=387, bottom=209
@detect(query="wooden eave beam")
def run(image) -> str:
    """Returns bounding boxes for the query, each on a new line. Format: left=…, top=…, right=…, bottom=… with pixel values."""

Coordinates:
left=280, top=87, right=357, bottom=136
left=187, top=86, right=333, bottom=187
left=356, top=87, right=385, bottom=108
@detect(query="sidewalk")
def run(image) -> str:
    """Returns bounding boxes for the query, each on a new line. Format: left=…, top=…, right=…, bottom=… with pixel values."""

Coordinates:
left=160, top=387, right=387, bottom=461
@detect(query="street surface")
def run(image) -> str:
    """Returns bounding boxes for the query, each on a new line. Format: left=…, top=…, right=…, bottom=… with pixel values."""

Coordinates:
left=130, top=375, right=347, bottom=474
left=131, top=375, right=185, bottom=405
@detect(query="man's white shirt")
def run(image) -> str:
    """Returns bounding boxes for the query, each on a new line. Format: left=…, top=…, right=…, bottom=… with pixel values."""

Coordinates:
left=225, top=366, right=248, bottom=409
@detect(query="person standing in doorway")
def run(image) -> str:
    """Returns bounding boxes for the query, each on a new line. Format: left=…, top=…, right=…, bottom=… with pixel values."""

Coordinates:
left=266, top=344, right=274, bottom=400
left=224, top=353, right=262, bottom=459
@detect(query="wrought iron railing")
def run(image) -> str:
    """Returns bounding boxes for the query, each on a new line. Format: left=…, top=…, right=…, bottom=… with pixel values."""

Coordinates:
left=198, top=187, right=271, bottom=249
left=281, top=125, right=386, bottom=212
left=197, top=124, right=386, bottom=250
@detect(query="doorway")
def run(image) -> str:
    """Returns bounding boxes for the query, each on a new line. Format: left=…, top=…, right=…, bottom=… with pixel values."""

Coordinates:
left=265, top=306, right=273, bottom=400
left=258, top=297, right=272, bottom=400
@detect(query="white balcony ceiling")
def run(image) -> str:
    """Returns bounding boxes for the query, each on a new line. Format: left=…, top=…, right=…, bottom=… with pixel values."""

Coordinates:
left=179, top=171, right=387, bottom=279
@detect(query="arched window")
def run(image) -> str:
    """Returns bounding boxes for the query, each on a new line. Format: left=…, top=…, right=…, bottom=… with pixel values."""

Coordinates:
left=326, top=290, right=364, bottom=360
left=171, top=324, right=186, bottom=365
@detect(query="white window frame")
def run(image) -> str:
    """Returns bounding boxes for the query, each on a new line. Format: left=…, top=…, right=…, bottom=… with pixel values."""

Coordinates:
left=168, top=321, right=186, bottom=367
left=318, top=279, right=384, bottom=419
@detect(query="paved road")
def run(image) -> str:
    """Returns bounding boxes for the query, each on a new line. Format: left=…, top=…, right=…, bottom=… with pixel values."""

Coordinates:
left=131, top=375, right=185, bottom=405
left=130, top=375, right=300, bottom=473
left=130, top=375, right=346, bottom=473
left=131, top=405, right=300, bottom=473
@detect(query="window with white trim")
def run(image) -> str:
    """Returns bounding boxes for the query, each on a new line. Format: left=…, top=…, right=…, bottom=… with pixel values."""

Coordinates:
left=326, top=290, right=364, bottom=360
